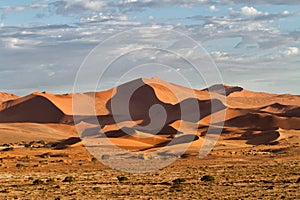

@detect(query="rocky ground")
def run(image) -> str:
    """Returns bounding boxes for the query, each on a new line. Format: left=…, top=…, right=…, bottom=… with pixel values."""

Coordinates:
left=0, top=141, right=299, bottom=200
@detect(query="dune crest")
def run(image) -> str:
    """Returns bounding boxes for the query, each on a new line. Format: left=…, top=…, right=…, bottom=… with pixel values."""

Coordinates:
left=0, top=77, right=299, bottom=150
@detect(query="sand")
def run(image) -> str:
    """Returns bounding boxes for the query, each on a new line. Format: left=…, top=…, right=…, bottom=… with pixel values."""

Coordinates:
left=0, top=77, right=299, bottom=199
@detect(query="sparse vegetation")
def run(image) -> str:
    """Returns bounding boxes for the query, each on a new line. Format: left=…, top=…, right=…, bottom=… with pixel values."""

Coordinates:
left=117, top=176, right=129, bottom=182
left=138, top=154, right=145, bottom=160
left=62, top=176, right=76, bottom=183
left=201, top=175, right=215, bottom=182
left=46, top=178, right=55, bottom=184
left=101, top=154, right=109, bottom=160
left=16, top=163, right=24, bottom=168
left=33, top=179, right=44, bottom=185
left=0, top=136, right=299, bottom=199
left=40, top=152, right=51, bottom=158
left=172, top=178, right=186, bottom=184
left=2, top=147, right=14, bottom=152
left=91, top=157, right=98, bottom=162
left=169, top=183, right=183, bottom=192
left=169, top=178, right=186, bottom=192
left=93, top=187, right=101, bottom=192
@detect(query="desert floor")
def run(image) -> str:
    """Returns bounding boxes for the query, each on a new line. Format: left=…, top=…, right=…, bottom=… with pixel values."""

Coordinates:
left=0, top=138, right=299, bottom=200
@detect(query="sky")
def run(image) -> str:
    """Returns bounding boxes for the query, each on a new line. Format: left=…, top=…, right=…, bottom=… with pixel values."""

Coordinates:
left=0, top=0, right=299, bottom=96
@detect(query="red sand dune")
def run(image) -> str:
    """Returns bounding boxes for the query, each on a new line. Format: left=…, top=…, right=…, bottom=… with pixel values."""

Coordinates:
left=0, top=92, right=18, bottom=108
left=0, top=77, right=299, bottom=148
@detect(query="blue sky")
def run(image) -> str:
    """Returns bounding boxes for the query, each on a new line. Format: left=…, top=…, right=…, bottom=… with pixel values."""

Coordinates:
left=0, top=0, right=299, bottom=95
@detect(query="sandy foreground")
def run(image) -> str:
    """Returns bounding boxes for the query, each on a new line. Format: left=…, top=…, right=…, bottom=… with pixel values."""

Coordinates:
left=0, top=133, right=299, bottom=200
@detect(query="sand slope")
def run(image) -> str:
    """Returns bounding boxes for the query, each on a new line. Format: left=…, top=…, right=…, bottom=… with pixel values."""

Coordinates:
left=0, top=77, right=299, bottom=150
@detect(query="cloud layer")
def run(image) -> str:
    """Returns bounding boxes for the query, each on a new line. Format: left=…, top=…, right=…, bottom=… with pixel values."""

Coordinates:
left=0, top=0, right=299, bottom=95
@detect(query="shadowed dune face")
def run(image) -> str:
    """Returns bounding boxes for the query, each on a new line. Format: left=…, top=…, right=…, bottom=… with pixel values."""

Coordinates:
left=104, top=78, right=225, bottom=136
left=0, top=77, right=300, bottom=152
left=0, top=95, right=65, bottom=123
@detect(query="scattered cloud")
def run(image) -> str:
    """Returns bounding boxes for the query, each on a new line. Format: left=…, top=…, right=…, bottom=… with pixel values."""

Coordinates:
left=283, top=47, right=299, bottom=56
left=209, top=5, right=219, bottom=12
left=0, top=1, right=299, bottom=95
left=240, top=6, right=264, bottom=17
left=210, top=51, right=230, bottom=60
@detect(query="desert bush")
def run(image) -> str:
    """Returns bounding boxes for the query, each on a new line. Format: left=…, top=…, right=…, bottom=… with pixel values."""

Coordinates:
left=138, top=154, right=145, bottom=160
left=46, top=178, right=55, bottom=184
left=2, top=147, right=14, bottom=152
left=172, top=178, right=186, bottom=184
left=93, top=187, right=101, bottom=192
left=91, top=157, right=98, bottom=162
left=296, top=177, right=300, bottom=183
left=33, top=179, right=44, bottom=185
left=101, top=154, right=109, bottom=160
left=24, top=143, right=31, bottom=148
left=62, top=176, right=76, bottom=183
left=16, top=163, right=24, bottom=168
left=117, top=176, right=129, bottom=182
left=37, top=140, right=46, bottom=145
left=169, top=183, right=183, bottom=192
left=40, top=152, right=51, bottom=158
left=201, top=175, right=215, bottom=182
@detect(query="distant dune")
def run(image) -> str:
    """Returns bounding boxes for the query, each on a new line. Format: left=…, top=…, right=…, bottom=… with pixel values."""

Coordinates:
left=0, top=77, right=299, bottom=151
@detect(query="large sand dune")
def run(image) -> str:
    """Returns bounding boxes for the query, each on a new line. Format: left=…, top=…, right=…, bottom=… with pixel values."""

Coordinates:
left=0, top=77, right=299, bottom=151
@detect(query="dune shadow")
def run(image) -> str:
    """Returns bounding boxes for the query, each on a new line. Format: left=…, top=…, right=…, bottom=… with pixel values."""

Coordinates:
left=54, top=137, right=81, bottom=150
left=225, top=129, right=280, bottom=145
left=139, top=134, right=199, bottom=151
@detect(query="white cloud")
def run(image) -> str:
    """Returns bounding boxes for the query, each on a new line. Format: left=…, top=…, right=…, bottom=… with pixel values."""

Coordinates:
left=2, top=38, right=20, bottom=49
left=66, top=0, right=105, bottom=11
left=210, top=51, right=230, bottom=60
left=240, top=6, right=263, bottom=16
left=283, top=47, right=299, bottom=56
left=50, top=0, right=107, bottom=16
left=209, top=5, right=218, bottom=12
left=282, top=10, right=290, bottom=15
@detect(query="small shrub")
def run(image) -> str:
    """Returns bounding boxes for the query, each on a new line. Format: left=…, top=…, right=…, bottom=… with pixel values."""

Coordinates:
left=46, top=178, right=55, bottom=184
left=54, top=197, right=61, bottom=200
left=62, top=176, right=76, bottom=183
left=91, top=157, right=98, bottom=162
left=172, top=178, right=186, bottom=184
left=93, top=187, right=101, bottom=192
left=169, top=183, right=183, bottom=192
left=24, top=143, right=31, bottom=148
left=33, top=179, right=44, bottom=185
left=296, top=177, right=300, bottom=183
left=201, top=175, right=215, bottom=182
left=40, top=153, right=51, bottom=158
left=101, top=154, right=109, bottom=160
left=138, top=154, right=145, bottom=160
left=16, top=164, right=24, bottom=168
left=2, top=147, right=14, bottom=152
left=37, top=140, right=46, bottom=145
left=117, top=176, right=129, bottom=182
